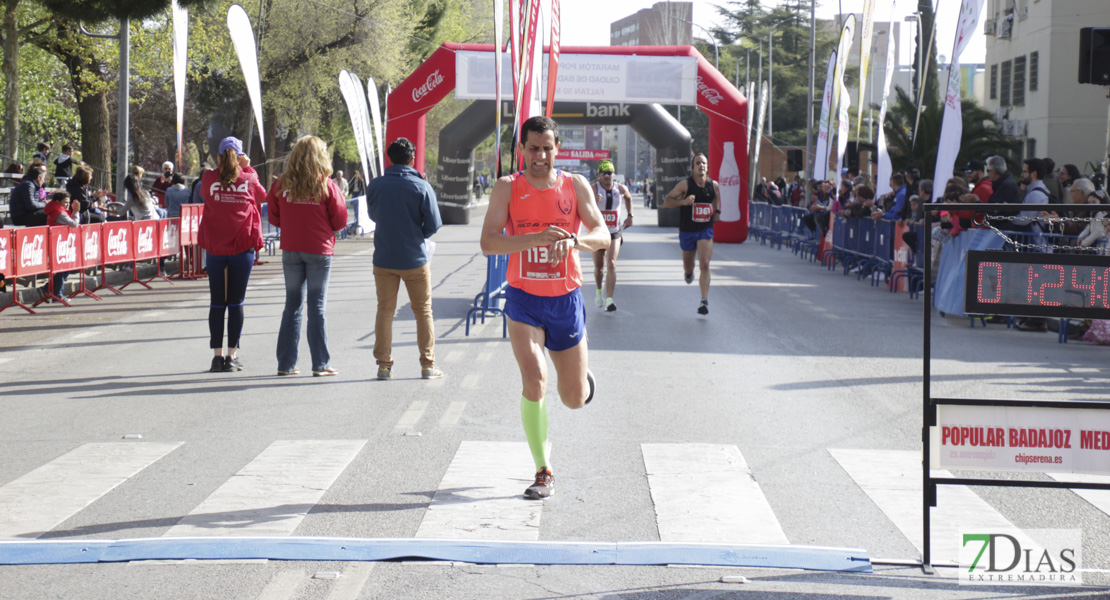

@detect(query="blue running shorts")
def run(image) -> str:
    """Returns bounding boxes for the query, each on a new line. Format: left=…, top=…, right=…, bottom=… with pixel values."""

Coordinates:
left=678, top=227, right=713, bottom=251
left=504, top=286, right=587, bottom=351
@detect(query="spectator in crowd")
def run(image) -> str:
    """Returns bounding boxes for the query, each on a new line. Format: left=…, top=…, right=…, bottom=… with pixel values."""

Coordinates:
left=367, top=137, right=443, bottom=380
left=151, top=161, right=174, bottom=203
left=191, top=162, right=213, bottom=204
left=4, top=162, right=21, bottom=174
left=348, top=169, right=366, bottom=197
left=43, top=190, right=81, bottom=298
left=53, top=144, right=76, bottom=179
left=966, top=160, right=993, bottom=203
left=1078, top=189, right=1109, bottom=248
left=65, top=165, right=107, bottom=224
left=1041, top=157, right=1063, bottom=203
left=1013, top=158, right=1051, bottom=231
left=164, top=173, right=190, bottom=217
left=267, top=135, right=348, bottom=377
left=802, top=179, right=832, bottom=235
left=872, top=173, right=907, bottom=220
left=986, top=155, right=1019, bottom=205
left=1042, top=177, right=1097, bottom=237
left=123, top=166, right=162, bottom=221
left=198, top=136, right=265, bottom=373
left=905, top=165, right=921, bottom=198
left=848, top=185, right=875, bottom=219
left=10, top=164, right=48, bottom=226
left=334, top=170, right=349, bottom=198
left=1059, top=164, right=1081, bottom=191
left=32, top=142, right=50, bottom=163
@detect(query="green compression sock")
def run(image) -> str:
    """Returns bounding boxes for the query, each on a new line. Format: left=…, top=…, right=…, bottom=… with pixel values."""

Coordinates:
left=520, top=396, right=551, bottom=471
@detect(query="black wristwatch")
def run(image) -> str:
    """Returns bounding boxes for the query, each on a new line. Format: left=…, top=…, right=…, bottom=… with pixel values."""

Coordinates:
left=570, top=233, right=579, bottom=248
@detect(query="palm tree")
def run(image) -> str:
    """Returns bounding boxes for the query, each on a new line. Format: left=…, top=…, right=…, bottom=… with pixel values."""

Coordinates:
left=864, top=86, right=1020, bottom=178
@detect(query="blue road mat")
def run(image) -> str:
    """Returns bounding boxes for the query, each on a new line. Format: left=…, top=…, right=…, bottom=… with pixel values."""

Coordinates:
left=0, top=538, right=872, bottom=572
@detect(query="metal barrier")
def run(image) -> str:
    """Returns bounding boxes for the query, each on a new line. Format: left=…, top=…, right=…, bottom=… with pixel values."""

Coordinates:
left=466, top=253, right=509, bottom=338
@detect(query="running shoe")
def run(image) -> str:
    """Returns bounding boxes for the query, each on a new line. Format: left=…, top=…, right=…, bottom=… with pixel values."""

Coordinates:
left=421, top=365, right=444, bottom=379
left=524, top=467, right=554, bottom=499
left=595, top=288, right=604, bottom=308
left=223, top=356, right=243, bottom=372
left=697, top=299, right=709, bottom=315
left=605, top=298, right=616, bottom=312
left=313, top=367, right=339, bottom=377
left=277, top=368, right=300, bottom=376
left=209, top=356, right=224, bottom=373
left=585, top=369, right=595, bottom=405
left=377, top=366, right=392, bottom=380
left=684, top=272, right=694, bottom=284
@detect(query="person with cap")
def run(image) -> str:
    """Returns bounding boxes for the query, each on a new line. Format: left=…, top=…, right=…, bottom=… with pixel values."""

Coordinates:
left=152, top=161, right=175, bottom=206
left=663, top=152, right=721, bottom=315
left=592, top=159, right=633, bottom=312
left=198, top=136, right=266, bottom=373
left=966, top=159, right=993, bottom=204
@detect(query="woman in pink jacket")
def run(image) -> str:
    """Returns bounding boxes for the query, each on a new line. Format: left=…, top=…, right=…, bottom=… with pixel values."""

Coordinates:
left=198, top=136, right=265, bottom=373
left=267, top=136, right=348, bottom=377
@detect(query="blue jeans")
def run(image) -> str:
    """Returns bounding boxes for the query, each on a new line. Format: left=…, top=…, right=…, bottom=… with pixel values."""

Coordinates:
left=277, top=251, right=333, bottom=372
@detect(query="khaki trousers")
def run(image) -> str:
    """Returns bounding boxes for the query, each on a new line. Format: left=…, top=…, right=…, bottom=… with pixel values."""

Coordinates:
left=373, top=264, right=435, bottom=368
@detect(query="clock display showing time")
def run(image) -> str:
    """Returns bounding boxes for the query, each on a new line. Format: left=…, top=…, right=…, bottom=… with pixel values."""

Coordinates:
left=965, top=250, right=1110, bottom=319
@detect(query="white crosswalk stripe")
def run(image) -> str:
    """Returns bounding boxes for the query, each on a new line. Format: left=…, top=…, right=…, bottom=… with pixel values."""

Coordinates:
left=642, top=443, right=789, bottom=544
left=165, top=440, right=366, bottom=537
left=415, top=441, right=541, bottom=540
left=0, top=442, right=182, bottom=539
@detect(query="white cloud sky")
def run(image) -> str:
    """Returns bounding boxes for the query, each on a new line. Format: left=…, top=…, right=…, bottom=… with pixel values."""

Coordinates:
left=558, top=0, right=986, bottom=66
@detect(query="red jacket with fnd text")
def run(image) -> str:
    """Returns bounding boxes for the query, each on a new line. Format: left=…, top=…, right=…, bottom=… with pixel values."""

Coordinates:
left=198, top=166, right=266, bottom=256
left=266, top=177, right=348, bottom=255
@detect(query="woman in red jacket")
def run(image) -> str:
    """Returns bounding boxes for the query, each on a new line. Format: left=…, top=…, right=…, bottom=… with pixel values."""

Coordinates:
left=267, top=136, right=348, bottom=377
left=198, top=136, right=265, bottom=373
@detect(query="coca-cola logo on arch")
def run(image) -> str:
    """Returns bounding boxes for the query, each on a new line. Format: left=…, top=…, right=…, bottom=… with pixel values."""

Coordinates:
left=696, top=76, right=722, bottom=105
left=719, top=174, right=741, bottom=187
left=412, top=70, right=445, bottom=103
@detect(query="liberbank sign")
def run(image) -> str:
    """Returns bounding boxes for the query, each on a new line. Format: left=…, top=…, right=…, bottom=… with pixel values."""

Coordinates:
left=455, top=51, right=699, bottom=106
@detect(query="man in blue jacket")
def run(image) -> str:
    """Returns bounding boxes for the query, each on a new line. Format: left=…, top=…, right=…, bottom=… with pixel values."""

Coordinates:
left=367, top=137, right=444, bottom=381
left=10, top=165, right=48, bottom=227
left=873, top=172, right=907, bottom=220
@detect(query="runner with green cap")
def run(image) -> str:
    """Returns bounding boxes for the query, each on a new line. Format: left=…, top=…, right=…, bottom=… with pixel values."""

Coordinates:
left=592, top=159, right=633, bottom=312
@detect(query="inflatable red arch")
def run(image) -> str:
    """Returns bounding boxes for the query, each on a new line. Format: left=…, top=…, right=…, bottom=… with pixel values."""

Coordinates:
left=386, top=42, right=750, bottom=243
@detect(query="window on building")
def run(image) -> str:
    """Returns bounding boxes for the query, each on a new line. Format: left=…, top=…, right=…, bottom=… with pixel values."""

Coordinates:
left=990, top=64, right=998, bottom=99
left=1029, top=51, right=1038, bottom=91
left=1025, top=138, right=1036, bottom=159
left=1012, top=55, right=1026, bottom=105
left=1000, top=60, right=1012, bottom=105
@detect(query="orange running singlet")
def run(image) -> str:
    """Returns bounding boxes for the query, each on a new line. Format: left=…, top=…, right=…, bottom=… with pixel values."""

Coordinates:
left=505, top=171, right=583, bottom=297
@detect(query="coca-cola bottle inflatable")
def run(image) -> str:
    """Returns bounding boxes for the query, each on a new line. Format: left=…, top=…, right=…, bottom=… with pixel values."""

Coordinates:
left=718, top=141, right=742, bottom=222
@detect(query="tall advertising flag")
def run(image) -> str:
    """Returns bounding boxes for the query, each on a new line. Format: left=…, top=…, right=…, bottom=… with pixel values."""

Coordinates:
left=876, top=2, right=899, bottom=197
left=512, top=0, right=542, bottom=169
left=814, top=51, right=837, bottom=182
left=366, top=77, right=385, bottom=177
left=494, top=0, right=504, bottom=177
left=836, top=83, right=851, bottom=172
left=171, top=0, right=188, bottom=169
left=544, top=0, right=560, bottom=118
left=338, top=71, right=373, bottom=230
left=227, top=5, right=265, bottom=152
left=829, top=14, right=855, bottom=173
left=856, top=0, right=875, bottom=140
left=750, top=80, right=769, bottom=202
left=351, top=73, right=378, bottom=179
left=933, top=0, right=985, bottom=188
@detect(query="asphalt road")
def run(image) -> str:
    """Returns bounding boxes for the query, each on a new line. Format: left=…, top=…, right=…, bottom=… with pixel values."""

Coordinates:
left=1, top=204, right=1109, bottom=599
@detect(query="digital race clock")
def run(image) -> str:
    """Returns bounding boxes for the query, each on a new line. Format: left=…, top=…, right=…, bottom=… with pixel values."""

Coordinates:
left=965, top=250, right=1110, bottom=319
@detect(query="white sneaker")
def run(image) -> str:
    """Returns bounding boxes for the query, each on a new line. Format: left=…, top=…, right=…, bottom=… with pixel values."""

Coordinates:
left=595, top=288, right=604, bottom=308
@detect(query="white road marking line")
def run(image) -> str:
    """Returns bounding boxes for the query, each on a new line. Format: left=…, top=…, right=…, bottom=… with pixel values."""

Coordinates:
left=642, top=443, right=788, bottom=544
left=831, top=448, right=1035, bottom=565
left=166, top=440, right=366, bottom=537
left=415, top=441, right=541, bottom=540
left=394, top=401, right=429, bottom=432
left=438, top=402, right=466, bottom=428
left=460, top=374, right=479, bottom=389
left=72, top=331, right=102, bottom=339
left=142, top=311, right=165, bottom=318
left=325, top=563, right=376, bottom=600
left=255, top=570, right=305, bottom=600
left=0, top=442, right=182, bottom=539
left=476, top=351, right=492, bottom=362
left=0, top=358, right=10, bottom=365
left=445, top=350, right=463, bottom=363
left=1047, top=472, right=1110, bottom=518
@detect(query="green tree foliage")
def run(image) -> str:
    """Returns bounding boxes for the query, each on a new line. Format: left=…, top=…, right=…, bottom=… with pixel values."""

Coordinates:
left=869, top=85, right=1019, bottom=179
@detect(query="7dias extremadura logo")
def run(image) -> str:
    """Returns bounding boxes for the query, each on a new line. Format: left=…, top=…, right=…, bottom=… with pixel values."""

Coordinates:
left=960, top=529, right=1082, bottom=585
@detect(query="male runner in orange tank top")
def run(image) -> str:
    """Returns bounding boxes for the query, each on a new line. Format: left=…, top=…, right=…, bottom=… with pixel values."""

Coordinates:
left=480, top=116, right=610, bottom=499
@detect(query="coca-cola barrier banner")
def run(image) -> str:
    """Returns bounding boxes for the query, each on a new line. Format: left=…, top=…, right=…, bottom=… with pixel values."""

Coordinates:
left=103, top=221, right=134, bottom=265
left=388, top=43, right=750, bottom=242
left=133, top=220, right=160, bottom=261
left=180, top=204, right=203, bottom=246
left=160, top=219, right=181, bottom=257
left=49, top=226, right=81, bottom=272
left=13, top=227, right=50, bottom=277
left=82, top=224, right=102, bottom=269
left=0, top=230, right=11, bottom=277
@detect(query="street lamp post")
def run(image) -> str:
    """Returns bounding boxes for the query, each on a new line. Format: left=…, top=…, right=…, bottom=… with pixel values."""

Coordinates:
left=679, top=18, right=718, bottom=69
